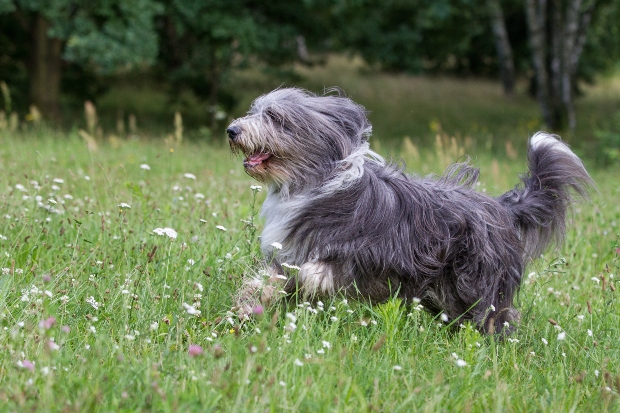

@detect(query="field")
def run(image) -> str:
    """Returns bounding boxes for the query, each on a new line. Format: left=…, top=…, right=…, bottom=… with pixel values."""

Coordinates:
left=1, top=61, right=620, bottom=411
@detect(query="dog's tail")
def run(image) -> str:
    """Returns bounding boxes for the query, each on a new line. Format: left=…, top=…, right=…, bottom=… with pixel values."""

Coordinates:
left=498, top=132, right=594, bottom=261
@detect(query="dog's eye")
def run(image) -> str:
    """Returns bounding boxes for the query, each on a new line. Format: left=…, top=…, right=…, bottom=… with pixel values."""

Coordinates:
left=264, top=109, right=281, bottom=124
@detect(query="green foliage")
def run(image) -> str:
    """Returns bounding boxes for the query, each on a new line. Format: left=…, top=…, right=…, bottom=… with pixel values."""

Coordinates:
left=156, top=0, right=310, bottom=125
left=581, top=0, right=620, bottom=80
left=332, top=0, right=620, bottom=82
left=0, top=0, right=162, bottom=114
left=332, top=0, right=511, bottom=74
left=595, top=111, right=620, bottom=164
left=59, top=0, right=162, bottom=72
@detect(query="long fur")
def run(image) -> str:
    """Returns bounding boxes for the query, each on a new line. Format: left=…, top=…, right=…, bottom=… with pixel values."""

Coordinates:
left=227, top=88, right=593, bottom=334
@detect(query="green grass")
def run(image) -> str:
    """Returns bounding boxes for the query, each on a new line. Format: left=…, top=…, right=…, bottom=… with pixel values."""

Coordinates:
left=0, top=125, right=618, bottom=411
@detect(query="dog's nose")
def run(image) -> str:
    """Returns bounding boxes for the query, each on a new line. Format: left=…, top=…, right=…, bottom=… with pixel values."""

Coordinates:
left=226, top=126, right=241, bottom=141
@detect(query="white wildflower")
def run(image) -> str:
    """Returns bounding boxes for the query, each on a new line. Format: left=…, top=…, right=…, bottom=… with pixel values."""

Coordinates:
left=86, top=296, right=100, bottom=310
left=182, top=302, right=201, bottom=316
left=153, top=227, right=177, bottom=239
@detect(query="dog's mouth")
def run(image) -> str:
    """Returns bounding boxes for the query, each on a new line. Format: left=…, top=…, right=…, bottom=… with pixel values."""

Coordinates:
left=243, top=151, right=273, bottom=169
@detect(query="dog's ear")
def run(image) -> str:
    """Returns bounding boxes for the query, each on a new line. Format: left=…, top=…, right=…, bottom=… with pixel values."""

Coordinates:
left=318, top=95, right=372, bottom=145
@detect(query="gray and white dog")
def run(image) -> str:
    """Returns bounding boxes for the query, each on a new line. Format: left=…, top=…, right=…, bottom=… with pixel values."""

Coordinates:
left=227, top=87, right=592, bottom=334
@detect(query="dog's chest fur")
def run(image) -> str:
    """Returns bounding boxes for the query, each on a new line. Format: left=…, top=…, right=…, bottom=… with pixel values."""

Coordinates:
left=259, top=189, right=310, bottom=265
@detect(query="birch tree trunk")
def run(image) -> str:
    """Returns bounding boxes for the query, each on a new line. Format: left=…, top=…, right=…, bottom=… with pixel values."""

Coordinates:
left=525, top=0, right=597, bottom=131
left=488, top=0, right=516, bottom=96
left=525, top=0, right=554, bottom=128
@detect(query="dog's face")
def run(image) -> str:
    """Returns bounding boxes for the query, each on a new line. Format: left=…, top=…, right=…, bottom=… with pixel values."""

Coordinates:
left=227, top=88, right=372, bottom=186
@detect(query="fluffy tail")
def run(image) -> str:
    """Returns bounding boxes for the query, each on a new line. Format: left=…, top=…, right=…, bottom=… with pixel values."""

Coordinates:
left=498, top=132, right=594, bottom=261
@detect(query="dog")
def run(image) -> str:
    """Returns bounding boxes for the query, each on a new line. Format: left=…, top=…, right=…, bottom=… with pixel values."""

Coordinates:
left=226, top=87, right=592, bottom=334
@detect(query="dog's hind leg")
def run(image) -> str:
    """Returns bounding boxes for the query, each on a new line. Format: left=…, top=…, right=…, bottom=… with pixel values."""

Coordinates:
left=477, top=278, right=522, bottom=335
left=481, top=304, right=521, bottom=335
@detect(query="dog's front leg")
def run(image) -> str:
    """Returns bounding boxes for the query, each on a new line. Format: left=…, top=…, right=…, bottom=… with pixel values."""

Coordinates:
left=233, top=261, right=287, bottom=320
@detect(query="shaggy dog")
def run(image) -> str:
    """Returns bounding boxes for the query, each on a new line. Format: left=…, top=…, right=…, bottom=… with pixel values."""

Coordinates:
left=227, top=87, right=592, bottom=334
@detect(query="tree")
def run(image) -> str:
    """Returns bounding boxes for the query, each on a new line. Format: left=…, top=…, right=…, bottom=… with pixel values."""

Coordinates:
left=0, top=0, right=161, bottom=119
left=333, top=0, right=508, bottom=75
left=156, top=0, right=324, bottom=128
left=332, top=0, right=619, bottom=130
left=524, top=0, right=596, bottom=130
left=487, top=0, right=516, bottom=95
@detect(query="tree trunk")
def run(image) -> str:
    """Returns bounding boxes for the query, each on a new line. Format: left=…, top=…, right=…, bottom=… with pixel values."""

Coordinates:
left=487, top=0, right=516, bottom=96
left=550, top=0, right=565, bottom=128
left=525, top=0, right=596, bottom=131
left=562, top=0, right=584, bottom=131
left=525, top=0, right=555, bottom=128
left=28, top=12, right=63, bottom=120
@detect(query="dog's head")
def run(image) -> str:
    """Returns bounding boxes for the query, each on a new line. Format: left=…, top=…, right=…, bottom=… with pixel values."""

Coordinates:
left=227, top=88, right=371, bottom=186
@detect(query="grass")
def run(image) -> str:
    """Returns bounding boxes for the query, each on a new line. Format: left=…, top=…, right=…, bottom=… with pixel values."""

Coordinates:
left=1, top=60, right=620, bottom=411
left=0, top=126, right=618, bottom=412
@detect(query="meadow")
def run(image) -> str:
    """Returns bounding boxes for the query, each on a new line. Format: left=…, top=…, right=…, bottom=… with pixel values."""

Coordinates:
left=0, top=61, right=619, bottom=411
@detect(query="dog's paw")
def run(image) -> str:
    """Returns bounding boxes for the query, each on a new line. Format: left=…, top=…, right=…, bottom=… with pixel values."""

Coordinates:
left=233, top=304, right=255, bottom=321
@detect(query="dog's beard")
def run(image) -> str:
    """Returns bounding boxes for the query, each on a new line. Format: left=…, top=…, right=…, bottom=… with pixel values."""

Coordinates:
left=229, top=132, right=294, bottom=185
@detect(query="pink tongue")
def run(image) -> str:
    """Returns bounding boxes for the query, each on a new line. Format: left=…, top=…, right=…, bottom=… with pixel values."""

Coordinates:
left=245, top=152, right=271, bottom=166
